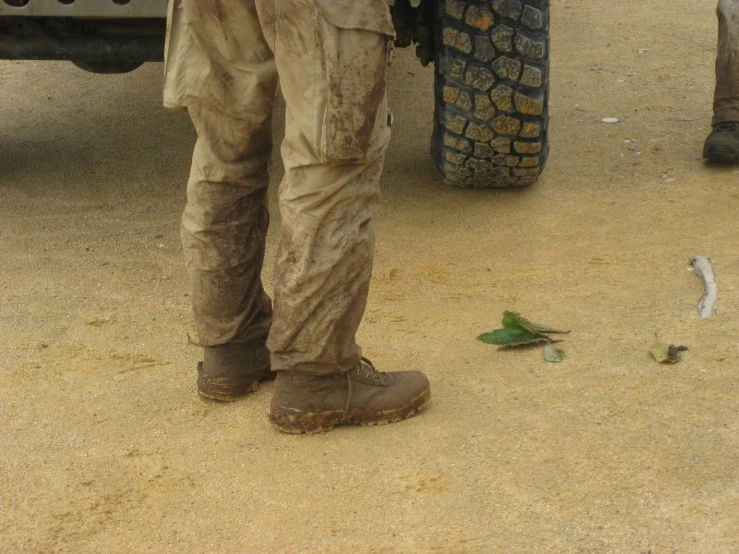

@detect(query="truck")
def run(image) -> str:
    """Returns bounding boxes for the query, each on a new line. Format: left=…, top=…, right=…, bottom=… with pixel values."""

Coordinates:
left=0, top=0, right=549, bottom=188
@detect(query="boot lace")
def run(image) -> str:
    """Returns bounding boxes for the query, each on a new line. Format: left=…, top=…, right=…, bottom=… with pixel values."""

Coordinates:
left=715, top=121, right=739, bottom=133
left=342, top=358, right=388, bottom=420
left=354, top=357, right=387, bottom=385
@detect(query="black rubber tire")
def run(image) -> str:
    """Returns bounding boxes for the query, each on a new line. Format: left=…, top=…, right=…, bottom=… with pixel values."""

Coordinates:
left=431, top=0, right=550, bottom=187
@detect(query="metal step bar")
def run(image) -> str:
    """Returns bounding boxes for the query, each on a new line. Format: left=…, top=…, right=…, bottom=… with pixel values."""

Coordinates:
left=0, top=0, right=167, bottom=18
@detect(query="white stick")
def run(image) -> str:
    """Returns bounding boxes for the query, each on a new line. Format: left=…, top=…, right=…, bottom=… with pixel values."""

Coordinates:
left=692, top=256, right=717, bottom=317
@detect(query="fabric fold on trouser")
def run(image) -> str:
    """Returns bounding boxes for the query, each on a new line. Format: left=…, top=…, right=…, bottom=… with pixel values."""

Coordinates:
left=713, top=0, right=739, bottom=125
left=170, top=0, right=393, bottom=375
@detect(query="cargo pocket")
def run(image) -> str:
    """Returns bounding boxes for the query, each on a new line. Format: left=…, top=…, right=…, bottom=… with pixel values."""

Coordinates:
left=313, top=0, right=395, bottom=164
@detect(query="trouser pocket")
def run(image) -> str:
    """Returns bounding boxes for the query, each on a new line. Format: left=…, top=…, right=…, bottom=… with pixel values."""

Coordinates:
left=313, top=0, right=395, bottom=164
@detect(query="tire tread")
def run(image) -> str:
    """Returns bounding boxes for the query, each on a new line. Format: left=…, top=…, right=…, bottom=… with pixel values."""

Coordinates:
left=432, top=0, right=550, bottom=187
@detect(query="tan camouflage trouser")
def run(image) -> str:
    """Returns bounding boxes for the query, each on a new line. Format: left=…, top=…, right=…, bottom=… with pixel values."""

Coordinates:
left=164, top=0, right=394, bottom=375
left=714, top=0, right=739, bottom=124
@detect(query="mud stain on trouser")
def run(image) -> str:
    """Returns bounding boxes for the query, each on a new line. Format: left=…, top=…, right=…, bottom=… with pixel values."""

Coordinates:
left=169, top=0, right=393, bottom=374
left=714, top=0, right=739, bottom=124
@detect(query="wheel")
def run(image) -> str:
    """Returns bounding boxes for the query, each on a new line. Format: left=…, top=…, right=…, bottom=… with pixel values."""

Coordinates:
left=431, top=0, right=550, bottom=187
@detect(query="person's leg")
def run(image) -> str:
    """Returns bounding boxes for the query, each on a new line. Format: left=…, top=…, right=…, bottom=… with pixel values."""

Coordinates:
left=713, top=0, right=739, bottom=125
left=257, top=0, right=430, bottom=433
left=179, top=0, right=279, bottom=400
left=704, top=0, right=739, bottom=161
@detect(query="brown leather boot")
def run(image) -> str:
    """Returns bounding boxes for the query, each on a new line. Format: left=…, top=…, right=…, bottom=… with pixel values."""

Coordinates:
left=703, top=121, right=739, bottom=163
left=269, top=359, right=431, bottom=434
left=197, top=341, right=272, bottom=402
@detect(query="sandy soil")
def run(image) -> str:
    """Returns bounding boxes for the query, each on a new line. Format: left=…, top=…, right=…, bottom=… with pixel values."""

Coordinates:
left=2, top=1, right=738, bottom=552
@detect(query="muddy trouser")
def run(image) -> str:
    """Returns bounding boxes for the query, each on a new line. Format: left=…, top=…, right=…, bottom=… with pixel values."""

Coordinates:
left=714, top=0, right=739, bottom=124
left=171, top=0, right=394, bottom=375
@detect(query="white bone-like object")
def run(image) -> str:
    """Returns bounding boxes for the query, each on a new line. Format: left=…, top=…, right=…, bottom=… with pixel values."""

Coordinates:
left=692, top=256, right=717, bottom=317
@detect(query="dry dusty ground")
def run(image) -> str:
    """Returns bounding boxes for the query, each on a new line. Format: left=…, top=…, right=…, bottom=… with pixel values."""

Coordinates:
left=1, top=1, right=738, bottom=552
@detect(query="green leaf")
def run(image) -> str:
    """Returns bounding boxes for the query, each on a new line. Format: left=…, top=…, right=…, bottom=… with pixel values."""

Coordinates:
left=529, top=321, right=570, bottom=334
left=499, top=337, right=550, bottom=350
left=544, top=344, right=566, bottom=362
left=650, top=343, right=679, bottom=363
left=501, top=311, right=541, bottom=335
left=478, top=328, right=539, bottom=345
left=479, top=311, right=569, bottom=352
left=502, top=311, right=570, bottom=335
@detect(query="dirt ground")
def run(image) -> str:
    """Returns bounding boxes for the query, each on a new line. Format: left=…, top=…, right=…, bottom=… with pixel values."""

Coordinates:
left=1, top=1, right=738, bottom=552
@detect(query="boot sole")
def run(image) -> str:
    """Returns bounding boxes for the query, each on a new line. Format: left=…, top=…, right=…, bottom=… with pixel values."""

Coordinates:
left=269, top=388, right=431, bottom=435
left=704, top=145, right=739, bottom=163
left=197, top=376, right=259, bottom=402
left=197, top=362, right=271, bottom=402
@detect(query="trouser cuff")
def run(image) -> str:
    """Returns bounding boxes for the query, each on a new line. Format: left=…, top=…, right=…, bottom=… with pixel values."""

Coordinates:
left=712, top=108, right=739, bottom=126
left=270, top=353, right=361, bottom=376
left=191, top=321, right=271, bottom=348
